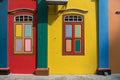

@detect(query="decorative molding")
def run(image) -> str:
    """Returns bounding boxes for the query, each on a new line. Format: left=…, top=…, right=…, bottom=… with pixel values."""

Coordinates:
left=8, top=8, right=37, bottom=14
left=59, top=8, right=88, bottom=13
left=46, top=0, right=68, bottom=5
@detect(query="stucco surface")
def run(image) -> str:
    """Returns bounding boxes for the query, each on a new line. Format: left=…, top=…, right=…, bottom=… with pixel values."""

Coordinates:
left=109, top=0, right=120, bottom=73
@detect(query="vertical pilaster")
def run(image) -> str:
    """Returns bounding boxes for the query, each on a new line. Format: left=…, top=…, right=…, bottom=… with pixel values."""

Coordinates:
left=35, top=0, right=49, bottom=75
left=0, top=0, right=9, bottom=75
left=97, top=0, right=111, bottom=75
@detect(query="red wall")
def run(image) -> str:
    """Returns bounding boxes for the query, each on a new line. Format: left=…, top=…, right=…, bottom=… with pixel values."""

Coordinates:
left=9, top=0, right=37, bottom=10
left=8, top=0, right=37, bottom=74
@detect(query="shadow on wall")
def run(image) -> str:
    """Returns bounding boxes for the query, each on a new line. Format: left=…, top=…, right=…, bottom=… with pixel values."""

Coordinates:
left=91, top=0, right=96, bottom=2
left=48, top=0, right=97, bottom=25
left=38, top=0, right=97, bottom=26
left=38, top=0, right=48, bottom=24
left=48, top=5, right=66, bottom=25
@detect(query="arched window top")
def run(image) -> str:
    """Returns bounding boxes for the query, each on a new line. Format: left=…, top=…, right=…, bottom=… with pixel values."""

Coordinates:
left=64, top=15, right=83, bottom=22
left=14, top=15, right=33, bottom=22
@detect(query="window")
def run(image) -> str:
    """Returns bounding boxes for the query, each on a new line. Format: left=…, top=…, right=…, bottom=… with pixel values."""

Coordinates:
left=64, top=15, right=83, bottom=22
left=63, top=14, right=84, bottom=55
left=14, top=15, right=33, bottom=54
left=14, top=15, right=33, bottom=22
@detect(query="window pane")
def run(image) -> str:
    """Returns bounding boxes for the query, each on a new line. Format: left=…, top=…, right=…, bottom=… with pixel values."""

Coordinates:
left=25, top=24, right=32, bottom=37
left=25, top=39, right=32, bottom=52
left=65, top=16, right=68, bottom=19
left=74, top=16, right=77, bottom=19
left=65, top=24, right=72, bottom=38
left=20, top=16, right=23, bottom=19
left=24, top=18, right=28, bottom=21
left=64, top=16, right=68, bottom=21
left=15, top=39, right=22, bottom=52
left=75, top=40, right=81, bottom=52
left=24, top=16, right=28, bottom=19
left=20, top=16, right=23, bottom=21
left=78, top=16, right=83, bottom=21
left=16, top=18, right=19, bottom=21
left=65, top=19, right=68, bottom=21
left=29, top=18, right=33, bottom=21
left=20, top=18, right=23, bottom=21
left=16, top=24, right=22, bottom=37
left=74, top=18, right=77, bottom=21
left=29, top=16, right=33, bottom=21
left=66, top=39, right=72, bottom=52
left=69, top=16, right=73, bottom=19
left=75, top=25, right=81, bottom=38
left=15, top=16, right=19, bottom=21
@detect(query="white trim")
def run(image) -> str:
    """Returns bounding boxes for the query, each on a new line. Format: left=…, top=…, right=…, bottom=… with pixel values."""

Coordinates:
left=14, top=15, right=33, bottom=22
left=64, top=15, right=83, bottom=22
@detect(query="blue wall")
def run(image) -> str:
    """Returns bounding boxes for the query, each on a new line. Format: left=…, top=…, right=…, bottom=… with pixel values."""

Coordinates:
left=98, top=0, right=109, bottom=68
left=0, top=0, right=8, bottom=68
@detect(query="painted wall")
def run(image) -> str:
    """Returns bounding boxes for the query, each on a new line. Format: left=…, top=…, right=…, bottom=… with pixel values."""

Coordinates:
left=8, top=0, right=37, bottom=73
left=98, top=0, right=109, bottom=69
left=0, top=0, right=8, bottom=68
left=109, top=0, right=120, bottom=73
left=37, top=0, right=48, bottom=68
left=9, top=0, right=36, bottom=10
left=48, top=0, right=98, bottom=74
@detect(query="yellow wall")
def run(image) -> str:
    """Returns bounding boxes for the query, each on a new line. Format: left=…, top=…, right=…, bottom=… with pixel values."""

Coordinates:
left=48, top=0, right=98, bottom=74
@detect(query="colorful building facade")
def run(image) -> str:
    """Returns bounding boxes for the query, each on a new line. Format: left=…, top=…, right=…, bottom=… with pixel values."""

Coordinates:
left=109, top=0, right=120, bottom=73
left=0, top=0, right=111, bottom=75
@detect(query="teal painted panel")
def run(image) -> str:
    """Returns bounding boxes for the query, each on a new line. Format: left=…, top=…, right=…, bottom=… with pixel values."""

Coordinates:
left=25, top=24, right=31, bottom=37
left=0, top=0, right=8, bottom=68
left=75, top=40, right=81, bottom=52
left=37, top=0, right=48, bottom=68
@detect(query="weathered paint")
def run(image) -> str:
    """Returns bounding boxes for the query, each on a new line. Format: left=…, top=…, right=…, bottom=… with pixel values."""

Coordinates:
left=98, top=0, right=109, bottom=68
left=37, top=0, right=48, bottom=68
left=48, top=0, right=97, bottom=74
left=0, top=0, right=8, bottom=68
left=109, top=0, right=120, bottom=73
left=8, top=0, right=37, bottom=73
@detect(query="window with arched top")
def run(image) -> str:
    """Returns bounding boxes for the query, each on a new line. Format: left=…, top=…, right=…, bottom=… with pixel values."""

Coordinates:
left=64, top=15, right=83, bottom=22
left=14, top=15, right=33, bottom=22
left=14, top=15, right=33, bottom=54
left=63, top=14, right=84, bottom=55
